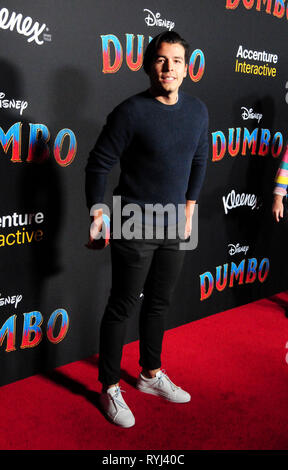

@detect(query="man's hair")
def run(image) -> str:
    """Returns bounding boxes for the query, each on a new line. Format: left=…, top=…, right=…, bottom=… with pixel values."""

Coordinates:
left=143, top=31, right=190, bottom=75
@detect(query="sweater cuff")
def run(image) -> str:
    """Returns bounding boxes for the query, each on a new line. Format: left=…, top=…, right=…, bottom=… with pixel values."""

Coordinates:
left=273, top=188, right=286, bottom=196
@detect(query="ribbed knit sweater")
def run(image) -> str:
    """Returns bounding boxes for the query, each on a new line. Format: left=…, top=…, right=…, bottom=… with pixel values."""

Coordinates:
left=274, top=145, right=288, bottom=197
left=85, top=90, right=209, bottom=212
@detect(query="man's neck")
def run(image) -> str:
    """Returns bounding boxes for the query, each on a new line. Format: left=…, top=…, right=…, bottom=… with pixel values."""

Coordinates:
left=149, top=88, right=179, bottom=106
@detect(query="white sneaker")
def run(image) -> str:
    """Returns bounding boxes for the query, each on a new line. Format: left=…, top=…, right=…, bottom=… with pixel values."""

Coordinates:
left=99, top=385, right=135, bottom=428
left=136, top=370, right=191, bottom=403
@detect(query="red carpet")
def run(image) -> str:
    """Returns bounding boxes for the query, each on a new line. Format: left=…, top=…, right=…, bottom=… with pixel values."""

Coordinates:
left=0, top=293, right=288, bottom=451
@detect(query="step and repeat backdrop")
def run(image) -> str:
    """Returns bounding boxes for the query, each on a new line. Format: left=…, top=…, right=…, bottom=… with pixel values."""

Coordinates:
left=1, top=0, right=288, bottom=386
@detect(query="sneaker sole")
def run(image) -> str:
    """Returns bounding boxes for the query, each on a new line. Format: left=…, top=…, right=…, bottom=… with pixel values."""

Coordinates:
left=99, top=401, right=135, bottom=428
left=105, top=412, right=135, bottom=428
left=136, top=384, right=191, bottom=403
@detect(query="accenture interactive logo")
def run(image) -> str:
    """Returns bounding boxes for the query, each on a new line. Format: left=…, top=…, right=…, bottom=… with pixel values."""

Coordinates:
left=234, top=45, right=278, bottom=78
left=0, top=211, right=45, bottom=248
left=0, top=7, right=51, bottom=45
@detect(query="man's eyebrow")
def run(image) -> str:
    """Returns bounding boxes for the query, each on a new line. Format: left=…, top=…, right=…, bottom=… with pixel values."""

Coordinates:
left=155, top=54, right=184, bottom=60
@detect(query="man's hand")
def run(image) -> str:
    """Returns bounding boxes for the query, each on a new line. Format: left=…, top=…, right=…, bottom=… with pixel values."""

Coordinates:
left=272, top=195, right=284, bottom=223
left=184, top=200, right=196, bottom=239
left=86, top=208, right=103, bottom=249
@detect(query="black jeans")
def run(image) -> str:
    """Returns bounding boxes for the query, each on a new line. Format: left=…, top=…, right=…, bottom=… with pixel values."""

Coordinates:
left=98, top=229, right=186, bottom=386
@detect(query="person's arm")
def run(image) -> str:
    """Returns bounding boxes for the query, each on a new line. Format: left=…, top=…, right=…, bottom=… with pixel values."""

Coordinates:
left=272, top=194, right=284, bottom=223
left=184, top=104, right=209, bottom=237
left=184, top=200, right=196, bottom=238
left=185, top=104, right=209, bottom=202
left=85, top=103, right=133, bottom=245
left=85, top=104, right=132, bottom=210
left=86, top=207, right=104, bottom=248
left=272, top=144, right=288, bottom=222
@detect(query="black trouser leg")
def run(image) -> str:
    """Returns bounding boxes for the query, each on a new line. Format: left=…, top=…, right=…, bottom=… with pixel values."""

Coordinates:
left=139, top=240, right=185, bottom=371
left=98, top=237, right=185, bottom=386
left=98, top=238, right=156, bottom=385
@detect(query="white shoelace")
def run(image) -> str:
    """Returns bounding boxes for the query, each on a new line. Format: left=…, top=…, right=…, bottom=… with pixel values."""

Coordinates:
left=110, top=386, right=129, bottom=409
left=157, top=370, right=179, bottom=391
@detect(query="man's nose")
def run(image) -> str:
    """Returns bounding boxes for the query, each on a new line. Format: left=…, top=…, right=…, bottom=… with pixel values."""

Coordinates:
left=164, top=58, right=174, bottom=71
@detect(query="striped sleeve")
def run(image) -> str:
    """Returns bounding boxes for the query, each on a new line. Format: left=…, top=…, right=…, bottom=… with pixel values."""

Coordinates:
left=274, top=145, right=288, bottom=196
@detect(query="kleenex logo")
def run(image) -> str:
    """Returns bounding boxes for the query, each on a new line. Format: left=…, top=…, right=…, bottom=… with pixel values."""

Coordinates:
left=0, top=7, right=48, bottom=45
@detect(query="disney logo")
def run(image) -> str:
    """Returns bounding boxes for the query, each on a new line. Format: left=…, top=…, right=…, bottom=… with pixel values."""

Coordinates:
left=0, top=92, right=28, bottom=115
left=143, top=9, right=175, bottom=31
left=241, top=107, right=263, bottom=123
left=0, top=293, right=23, bottom=309
left=228, top=243, right=249, bottom=256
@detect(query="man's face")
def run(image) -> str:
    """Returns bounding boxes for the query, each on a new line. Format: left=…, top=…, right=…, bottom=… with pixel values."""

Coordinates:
left=149, top=42, right=188, bottom=97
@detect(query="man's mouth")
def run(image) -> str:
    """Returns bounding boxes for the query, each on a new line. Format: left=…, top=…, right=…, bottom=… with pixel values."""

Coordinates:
left=162, top=76, right=176, bottom=82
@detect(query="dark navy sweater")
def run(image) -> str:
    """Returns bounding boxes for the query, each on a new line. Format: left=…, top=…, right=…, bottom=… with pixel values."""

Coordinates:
left=85, top=90, right=208, bottom=212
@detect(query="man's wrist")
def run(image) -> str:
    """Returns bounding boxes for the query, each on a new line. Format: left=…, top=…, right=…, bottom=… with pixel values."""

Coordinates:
left=91, top=208, right=103, bottom=219
left=185, top=200, right=196, bottom=219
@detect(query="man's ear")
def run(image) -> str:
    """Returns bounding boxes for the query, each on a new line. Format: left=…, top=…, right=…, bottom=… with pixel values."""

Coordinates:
left=184, top=63, right=188, bottom=78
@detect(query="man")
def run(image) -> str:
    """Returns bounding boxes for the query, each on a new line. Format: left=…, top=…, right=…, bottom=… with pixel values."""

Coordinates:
left=85, top=31, right=209, bottom=428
